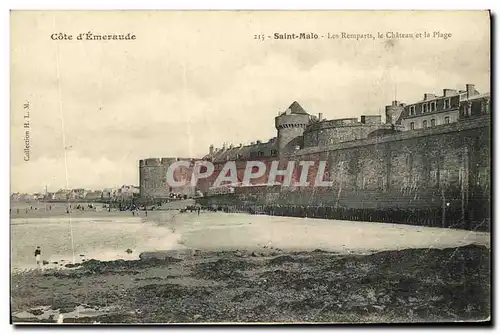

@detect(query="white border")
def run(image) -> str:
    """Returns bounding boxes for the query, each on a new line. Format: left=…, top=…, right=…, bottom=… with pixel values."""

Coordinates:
left=2, top=0, right=499, bottom=10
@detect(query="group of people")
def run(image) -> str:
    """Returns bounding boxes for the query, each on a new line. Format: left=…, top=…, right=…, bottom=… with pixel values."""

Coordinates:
left=12, top=204, right=106, bottom=215
left=169, top=193, right=189, bottom=200
left=12, top=205, right=53, bottom=214
left=180, top=205, right=201, bottom=215
left=71, top=203, right=96, bottom=212
left=64, top=203, right=99, bottom=214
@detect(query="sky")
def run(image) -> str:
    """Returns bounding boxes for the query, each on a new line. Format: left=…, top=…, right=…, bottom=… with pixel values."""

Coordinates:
left=10, top=11, right=490, bottom=193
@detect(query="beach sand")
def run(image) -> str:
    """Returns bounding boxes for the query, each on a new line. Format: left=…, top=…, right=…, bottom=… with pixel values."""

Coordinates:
left=9, top=199, right=194, bottom=219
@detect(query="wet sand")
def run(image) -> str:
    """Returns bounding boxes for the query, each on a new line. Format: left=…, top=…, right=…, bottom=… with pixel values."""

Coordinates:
left=176, top=213, right=490, bottom=253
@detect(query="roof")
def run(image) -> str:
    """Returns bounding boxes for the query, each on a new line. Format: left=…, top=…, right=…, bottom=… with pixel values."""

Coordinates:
left=203, top=138, right=278, bottom=162
left=287, top=101, right=308, bottom=115
left=464, top=92, right=490, bottom=101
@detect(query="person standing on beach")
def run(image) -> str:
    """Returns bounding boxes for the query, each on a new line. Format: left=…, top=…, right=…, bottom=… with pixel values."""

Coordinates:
left=34, top=246, right=42, bottom=267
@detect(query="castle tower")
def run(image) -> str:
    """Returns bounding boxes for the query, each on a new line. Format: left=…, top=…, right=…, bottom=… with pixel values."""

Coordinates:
left=139, top=158, right=166, bottom=199
left=275, top=101, right=311, bottom=158
left=139, top=157, right=189, bottom=199
left=385, top=100, right=405, bottom=125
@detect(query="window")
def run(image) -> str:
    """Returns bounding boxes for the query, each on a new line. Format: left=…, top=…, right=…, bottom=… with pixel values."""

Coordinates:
left=410, top=122, right=415, bottom=130
left=444, top=116, right=450, bottom=124
left=430, top=102, right=436, bottom=112
left=423, top=120, right=428, bottom=128
left=422, top=104, right=428, bottom=113
left=431, top=119, right=436, bottom=127
left=258, top=151, right=264, bottom=157
left=409, top=106, right=415, bottom=115
left=444, top=99, right=450, bottom=109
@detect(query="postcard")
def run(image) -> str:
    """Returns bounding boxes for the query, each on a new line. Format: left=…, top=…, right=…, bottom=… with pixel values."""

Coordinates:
left=10, top=10, right=491, bottom=324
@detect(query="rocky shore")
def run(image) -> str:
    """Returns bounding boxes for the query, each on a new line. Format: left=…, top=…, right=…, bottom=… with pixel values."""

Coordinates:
left=11, top=244, right=490, bottom=324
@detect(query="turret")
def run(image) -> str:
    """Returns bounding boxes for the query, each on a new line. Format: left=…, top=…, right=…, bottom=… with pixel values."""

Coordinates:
left=385, top=100, right=405, bottom=125
left=275, top=101, right=310, bottom=157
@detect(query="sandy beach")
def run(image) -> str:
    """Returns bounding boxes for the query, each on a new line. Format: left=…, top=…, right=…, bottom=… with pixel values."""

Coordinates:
left=10, top=200, right=191, bottom=219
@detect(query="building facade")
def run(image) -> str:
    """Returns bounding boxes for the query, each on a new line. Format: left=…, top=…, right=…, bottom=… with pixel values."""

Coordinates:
left=396, top=84, right=483, bottom=130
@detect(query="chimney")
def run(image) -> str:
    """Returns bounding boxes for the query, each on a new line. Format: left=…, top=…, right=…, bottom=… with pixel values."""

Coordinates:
left=392, top=100, right=399, bottom=106
left=318, top=112, right=323, bottom=121
left=209, top=144, right=214, bottom=155
left=239, top=143, right=243, bottom=148
left=423, top=93, right=436, bottom=101
left=443, top=89, right=457, bottom=97
left=466, top=84, right=476, bottom=98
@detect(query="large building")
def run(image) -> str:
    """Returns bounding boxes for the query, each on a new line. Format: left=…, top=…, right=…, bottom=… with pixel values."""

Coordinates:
left=388, top=84, right=486, bottom=130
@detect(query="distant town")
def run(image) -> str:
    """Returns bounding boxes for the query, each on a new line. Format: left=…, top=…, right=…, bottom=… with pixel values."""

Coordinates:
left=11, top=185, right=140, bottom=202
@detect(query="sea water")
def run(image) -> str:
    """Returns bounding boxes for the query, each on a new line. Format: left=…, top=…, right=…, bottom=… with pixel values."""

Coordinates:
left=10, top=215, right=183, bottom=271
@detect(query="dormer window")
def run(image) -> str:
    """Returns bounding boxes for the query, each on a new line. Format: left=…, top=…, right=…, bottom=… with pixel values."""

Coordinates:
left=444, top=98, right=451, bottom=109
left=409, top=106, right=415, bottom=116
left=430, top=102, right=436, bottom=112
left=422, top=104, right=428, bottom=113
